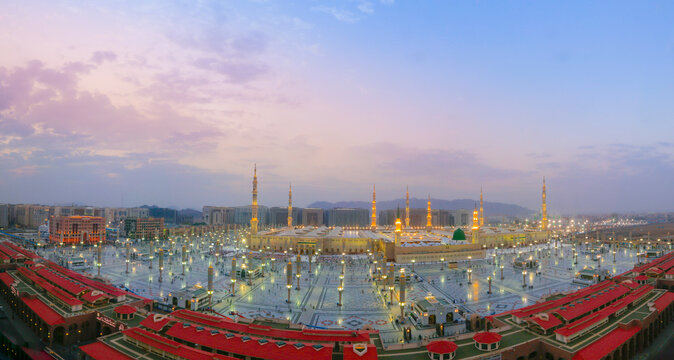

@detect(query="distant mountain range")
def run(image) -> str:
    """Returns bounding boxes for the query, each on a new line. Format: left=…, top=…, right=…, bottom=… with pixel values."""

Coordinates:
left=307, top=198, right=536, bottom=217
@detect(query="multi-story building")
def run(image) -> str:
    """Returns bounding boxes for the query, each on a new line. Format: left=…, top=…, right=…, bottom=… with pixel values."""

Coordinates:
left=326, top=208, right=369, bottom=227
left=48, top=216, right=106, bottom=244
left=202, top=206, right=236, bottom=226
left=302, top=208, right=324, bottom=226
left=123, top=217, right=165, bottom=239
left=0, top=204, right=9, bottom=228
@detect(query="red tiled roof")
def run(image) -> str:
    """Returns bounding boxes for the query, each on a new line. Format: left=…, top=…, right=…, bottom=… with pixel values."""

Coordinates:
left=114, top=305, right=137, bottom=314
left=123, top=327, right=234, bottom=360
left=473, top=332, right=502, bottom=344
left=572, top=325, right=641, bottom=360
left=21, top=296, right=65, bottom=326
left=170, top=309, right=371, bottom=343
left=634, top=275, right=648, bottom=281
left=0, top=243, right=25, bottom=260
left=0, top=272, right=15, bottom=287
left=511, top=281, right=614, bottom=319
left=555, top=285, right=652, bottom=338
left=139, top=314, right=174, bottom=332
left=653, top=292, right=674, bottom=313
left=344, top=344, right=378, bottom=360
left=526, top=313, right=562, bottom=331
left=35, top=267, right=87, bottom=295
left=426, top=340, right=458, bottom=354
left=81, top=290, right=109, bottom=303
left=18, top=267, right=83, bottom=307
left=666, top=269, right=674, bottom=275
left=553, top=285, right=630, bottom=322
left=165, top=322, right=334, bottom=360
left=21, top=347, right=56, bottom=360
left=79, top=341, right=134, bottom=360
left=646, top=267, right=664, bottom=274
left=3, top=242, right=40, bottom=259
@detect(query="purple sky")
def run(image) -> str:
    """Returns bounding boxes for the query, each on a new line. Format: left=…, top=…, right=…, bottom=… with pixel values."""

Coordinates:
left=0, top=1, right=673, bottom=214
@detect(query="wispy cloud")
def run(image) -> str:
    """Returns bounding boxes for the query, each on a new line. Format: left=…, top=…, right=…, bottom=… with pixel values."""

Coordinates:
left=313, top=6, right=360, bottom=23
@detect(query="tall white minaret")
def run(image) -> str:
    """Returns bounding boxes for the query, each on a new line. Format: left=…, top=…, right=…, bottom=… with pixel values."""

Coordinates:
left=371, top=185, right=377, bottom=230
left=287, top=183, right=293, bottom=228
left=541, top=177, right=548, bottom=231
left=405, top=185, right=410, bottom=228
left=251, top=165, right=258, bottom=235
left=479, top=187, right=484, bottom=227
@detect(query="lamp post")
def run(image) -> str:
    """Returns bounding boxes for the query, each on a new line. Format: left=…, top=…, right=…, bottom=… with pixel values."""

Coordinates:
left=467, top=268, right=472, bottom=284
left=440, top=258, right=445, bottom=270
left=468, top=256, right=472, bottom=269
left=488, top=276, right=492, bottom=294
left=158, top=248, right=164, bottom=282
left=125, top=242, right=130, bottom=274
left=522, top=270, right=527, bottom=288
left=338, top=271, right=344, bottom=307
left=411, top=259, right=415, bottom=272
left=181, top=245, right=187, bottom=275
left=286, top=261, right=292, bottom=303
left=399, top=268, right=406, bottom=323
left=149, top=240, right=154, bottom=269
left=207, top=265, right=214, bottom=309
left=500, top=265, right=504, bottom=280
left=96, top=241, right=102, bottom=277
left=613, top=250, right=616, bottom=263
left=230, top=257, right=237, bottom=296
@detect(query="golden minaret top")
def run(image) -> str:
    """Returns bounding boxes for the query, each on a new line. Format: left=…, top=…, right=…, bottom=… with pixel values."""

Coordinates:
left=541, top=176, right=548, bottom=231
left=405, top=185, right=410, bottom=228
left=472, top=204, right=480, bottom=231
left=251, top=164, right=258, bottom=235
left=287, top=183, right=293, bottom=228
left=426, top=194, right=432, bottom=231
left=479, top=186, right=484, bottom=227
left=371, top=184, right=377, bottom=229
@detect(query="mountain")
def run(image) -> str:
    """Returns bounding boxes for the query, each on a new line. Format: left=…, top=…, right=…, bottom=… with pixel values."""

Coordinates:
left=307, top=198, right=535, bottom=217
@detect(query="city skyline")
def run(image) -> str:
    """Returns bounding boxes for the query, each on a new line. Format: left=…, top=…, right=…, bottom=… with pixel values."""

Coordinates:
left=1, top=1, right=674, bottom=213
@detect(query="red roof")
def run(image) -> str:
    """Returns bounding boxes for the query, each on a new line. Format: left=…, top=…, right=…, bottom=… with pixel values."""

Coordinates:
left=170, top=309, right=370, bottom=343
left=572, top=326, right=641, bottom=360
left=79, top=341, right=134, bottom=360
left=555, top=285, right=652, bottom=338
left=123, top=327, right=234, bottom=360
left=139, top=314, right=174, bottom=332
left=473, top=331, right=502, bottom=344
left=511, top=281, right=613, bottom=319
left=526, top=313, right=562, bottom=330
left=81, top=290, right=109, bottom=303
left=646, top=267, right=664, bottom=274
left=21, top=296, right=65, bottom=326
left=634, top=275, right=648, bottom=281
left=653, top=292, right=674, bottom=313
left=426, top=340, right=458, bottom=354
left=343, top=344, right=378, bottom=360
left=0, top=272, right=15, bottom=287
left=553, top=285, right=630, bottom=322
left=114, top=305, right=137, bottom=314
left=3, top=242, right=40, bottom=259
left=35, top=267, right=87, bottom=295
left=165, top=322, right=334, bottom=360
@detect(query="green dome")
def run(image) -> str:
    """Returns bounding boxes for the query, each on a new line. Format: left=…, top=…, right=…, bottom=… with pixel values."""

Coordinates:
left=452, top=228, right=466, bottom=240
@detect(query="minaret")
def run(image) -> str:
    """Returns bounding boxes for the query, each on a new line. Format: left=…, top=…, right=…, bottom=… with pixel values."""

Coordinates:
left=405, top=186, right=410, bottom=228
left=471, top=204, right=480, bottom=244
left=394, top=206, right=402, bottom=246
left=541, top=177, right=548, bottom=231
left=426, top=194, right=432, bottom=231
left=287, top=183, right=293, bottom=228
left=251, top=165, right=259, bottom=235
left=479, top=187, right=484, bottom=227
left=371, top=185, right=377, bottom=230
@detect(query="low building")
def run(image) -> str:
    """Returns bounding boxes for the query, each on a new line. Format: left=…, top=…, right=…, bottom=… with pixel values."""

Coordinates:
left=411, top=295, right=457, bottom=326
left=123, top=217, right=165, bottom=239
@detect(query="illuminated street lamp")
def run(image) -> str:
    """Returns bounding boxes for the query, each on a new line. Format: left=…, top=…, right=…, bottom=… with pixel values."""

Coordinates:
left=467, top=268, right=472, bottom=284
left=411, top=259, right=416, bottom=272
left=522, top=270, right=527, bottom=287
left=440, top=258, right=445, bottom=270
left=500, top=265, right=504, bottom=280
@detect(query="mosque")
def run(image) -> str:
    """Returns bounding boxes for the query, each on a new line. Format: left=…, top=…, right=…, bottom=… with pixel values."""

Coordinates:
left=248, top=167, right=549, bottom=263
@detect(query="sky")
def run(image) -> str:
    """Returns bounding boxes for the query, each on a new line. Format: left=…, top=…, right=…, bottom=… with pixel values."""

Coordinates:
left=0, top=0, right=673, bottom=214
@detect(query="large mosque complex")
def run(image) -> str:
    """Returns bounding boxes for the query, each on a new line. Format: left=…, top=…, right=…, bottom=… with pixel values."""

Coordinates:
left=248, top=168, right=550, bottom=263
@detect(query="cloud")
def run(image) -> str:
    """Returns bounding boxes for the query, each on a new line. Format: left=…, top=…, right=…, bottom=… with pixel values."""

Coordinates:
left=193, top=57, right=268, bottom=84
left=380, top=0, right=394, bottom=4
left=90, top=51, right=117, bottom=64
left=312, top=6, right=360, bottom=23
left=358, top=2, right=374, bottom=14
